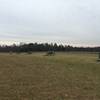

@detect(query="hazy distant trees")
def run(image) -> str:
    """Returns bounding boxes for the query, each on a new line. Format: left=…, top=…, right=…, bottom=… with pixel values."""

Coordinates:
left=0, top=42, right=100, bottom=53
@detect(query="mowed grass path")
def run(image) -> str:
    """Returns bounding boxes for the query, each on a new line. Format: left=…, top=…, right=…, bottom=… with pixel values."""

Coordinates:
left=0, top=52, right=100, bottom=100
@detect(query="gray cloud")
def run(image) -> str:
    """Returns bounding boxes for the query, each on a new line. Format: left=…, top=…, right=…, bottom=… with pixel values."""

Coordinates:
left=0, top=0, right=100, bottom=46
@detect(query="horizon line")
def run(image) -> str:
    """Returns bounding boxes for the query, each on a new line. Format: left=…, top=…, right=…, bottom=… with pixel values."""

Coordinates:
left=0, top=42, right=100, bottom=48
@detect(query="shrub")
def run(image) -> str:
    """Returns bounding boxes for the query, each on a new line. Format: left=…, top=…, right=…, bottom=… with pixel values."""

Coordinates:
left=46, top=51, right=55, bottom=56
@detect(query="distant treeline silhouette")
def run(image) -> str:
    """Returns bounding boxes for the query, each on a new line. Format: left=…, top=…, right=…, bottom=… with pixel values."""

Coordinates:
left=0, top=43, right=100, bottom=52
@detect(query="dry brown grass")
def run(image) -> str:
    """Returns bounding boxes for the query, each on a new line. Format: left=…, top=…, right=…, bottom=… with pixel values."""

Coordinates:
left=0, top=52, right=99, bottom=100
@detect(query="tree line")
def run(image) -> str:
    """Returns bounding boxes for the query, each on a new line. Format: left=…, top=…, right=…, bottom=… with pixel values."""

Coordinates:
left=0, top=43, right=100, bottom=53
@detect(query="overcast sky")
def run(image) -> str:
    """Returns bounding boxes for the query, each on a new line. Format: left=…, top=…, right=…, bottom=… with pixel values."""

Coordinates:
left=0, top=0, right=100, bottom=46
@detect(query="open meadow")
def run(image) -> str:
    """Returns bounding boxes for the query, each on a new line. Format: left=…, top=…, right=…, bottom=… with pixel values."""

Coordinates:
left=0, top=52, right=100, bottom=100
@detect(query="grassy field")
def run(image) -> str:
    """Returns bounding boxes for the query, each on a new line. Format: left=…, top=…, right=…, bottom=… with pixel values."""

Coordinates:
left=0, top=52, right=100, bottom=100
